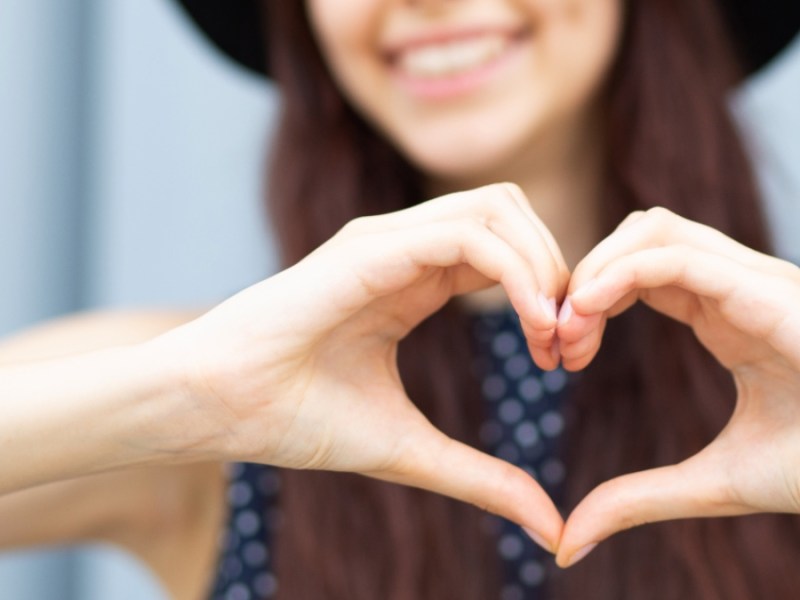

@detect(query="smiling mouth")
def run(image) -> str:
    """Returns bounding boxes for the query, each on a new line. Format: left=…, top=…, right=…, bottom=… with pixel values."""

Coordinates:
left=388, top=29, right=530, bottom=80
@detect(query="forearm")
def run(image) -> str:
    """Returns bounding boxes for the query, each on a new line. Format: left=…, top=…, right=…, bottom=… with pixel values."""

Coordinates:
left=0, top=341, right=205, bottom=495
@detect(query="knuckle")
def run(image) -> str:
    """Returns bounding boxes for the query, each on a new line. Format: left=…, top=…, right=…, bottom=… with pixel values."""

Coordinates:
left=481, top=185, right=527, bottom=231
left=618, top=210, right=646, bottom=229
left=622, top=207, right=681, bottom=245
left=480, top=182, right=522, bottom=213
left=500, top=181, right=524, bottom=198
left=352, top=215, right=376, bottom=230
left=339, top=215, right=372, bottom=236
left=642, top=206, right=677, bottom=229
left=460, top=212, right=490, bottom=236
left=454, top=189, right=487, bottom=217
left=459, top=216, right=484, bottom=237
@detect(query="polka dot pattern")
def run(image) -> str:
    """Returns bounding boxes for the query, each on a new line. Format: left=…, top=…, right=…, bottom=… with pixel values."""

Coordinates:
left=209, top=308, right=569, bottom=599
left=472, top=309, right=570, bottom=598
left=209, top=463, right=280, bottom=600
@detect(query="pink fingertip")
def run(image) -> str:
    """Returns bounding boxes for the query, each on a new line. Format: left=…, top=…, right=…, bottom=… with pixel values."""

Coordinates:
left=537, top=291, right=557, bottom=324
left=557, top=297, right=573, bottom=327
left=566, top=543, right=598, bottom=567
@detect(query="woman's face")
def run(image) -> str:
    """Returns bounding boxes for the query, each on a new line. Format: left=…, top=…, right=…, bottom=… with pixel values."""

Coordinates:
left=306, top=0, right=624, bottom=185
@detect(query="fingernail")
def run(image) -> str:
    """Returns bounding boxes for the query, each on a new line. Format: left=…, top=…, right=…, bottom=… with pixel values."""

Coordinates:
left=537, top=292, right=557, bottom=323
left=523, top=527, right=553, bottom=554
left=557, top=297, right=573, bottom=327
left=568, top=543, right=598, bottom=567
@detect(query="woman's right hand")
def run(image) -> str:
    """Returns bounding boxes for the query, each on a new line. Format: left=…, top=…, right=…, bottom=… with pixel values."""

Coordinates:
left=152, top=183, right=568, bottom=549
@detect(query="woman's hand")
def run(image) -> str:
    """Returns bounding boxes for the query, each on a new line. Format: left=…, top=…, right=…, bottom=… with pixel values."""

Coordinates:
left=154, top=183, right=568, bottom=549
left=555, top=207, right=800, bottom=566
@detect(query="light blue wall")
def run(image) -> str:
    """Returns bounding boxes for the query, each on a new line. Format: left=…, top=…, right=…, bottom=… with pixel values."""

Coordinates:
left=1, top=0, right=88, bottom=588
left=734, top=34, right=800, bottom=261
left=0, top=0, right=277, bottom=598
left=84, top=0, right=279, bottom=309
left=0, top=0, right=89, bottom=335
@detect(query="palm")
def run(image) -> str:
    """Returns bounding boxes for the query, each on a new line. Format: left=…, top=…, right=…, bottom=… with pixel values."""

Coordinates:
left=263, top=261, right=509, bottom=473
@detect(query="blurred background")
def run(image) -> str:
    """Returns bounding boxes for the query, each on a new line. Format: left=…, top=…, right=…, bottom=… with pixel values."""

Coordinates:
left=0, top=0, right=277, bottom=597
left=0, top=0, right=797, bottom=598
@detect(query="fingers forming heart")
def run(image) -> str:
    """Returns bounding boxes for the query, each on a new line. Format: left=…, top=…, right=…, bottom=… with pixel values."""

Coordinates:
left=546, top=207, right=800, bottom=566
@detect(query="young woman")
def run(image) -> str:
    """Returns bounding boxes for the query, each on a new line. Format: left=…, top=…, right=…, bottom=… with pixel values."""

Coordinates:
left=2, top=0, right=800, bottom=599
left=250, top=1, right=800, bottom=598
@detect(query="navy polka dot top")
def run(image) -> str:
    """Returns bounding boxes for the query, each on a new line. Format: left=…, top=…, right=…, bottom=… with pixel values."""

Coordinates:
left=209, top=308, right=569, bottom=600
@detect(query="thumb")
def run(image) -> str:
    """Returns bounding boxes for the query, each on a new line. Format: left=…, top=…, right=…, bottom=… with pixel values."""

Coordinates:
left=556, top=455, right=746, bottom=567
left=374, top=432, right=564, bottom=553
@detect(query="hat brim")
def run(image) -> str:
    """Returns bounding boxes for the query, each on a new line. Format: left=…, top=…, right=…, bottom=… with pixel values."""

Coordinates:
left=174, top=0, right=798, bottom=78
left=724, top=0, right=800, bottom=73
left=175, top=0, right=268, bottom=76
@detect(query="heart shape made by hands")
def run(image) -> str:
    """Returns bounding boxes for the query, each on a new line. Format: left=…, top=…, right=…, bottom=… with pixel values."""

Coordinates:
left=183, top=185, right=800, bottom=570
left=523, top=208, right=800, bottom=566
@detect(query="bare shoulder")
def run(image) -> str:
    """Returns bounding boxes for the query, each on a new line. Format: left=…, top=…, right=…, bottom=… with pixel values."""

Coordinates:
left=0, top=309, right=202, bottom=363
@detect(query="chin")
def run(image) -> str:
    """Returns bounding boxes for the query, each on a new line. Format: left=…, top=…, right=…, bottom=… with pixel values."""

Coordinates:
left=403, top=140, right=525, bottom=189
left=389, top=112, right=543, bottom=185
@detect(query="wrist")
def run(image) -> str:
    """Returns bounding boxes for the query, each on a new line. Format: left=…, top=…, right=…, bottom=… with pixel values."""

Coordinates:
left=130, top=332, right=235, bottom=464
left=0, top=341, right=201, bottom=494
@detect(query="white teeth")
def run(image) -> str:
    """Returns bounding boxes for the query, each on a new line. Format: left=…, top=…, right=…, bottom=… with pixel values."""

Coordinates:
left=397, top=35, right=508, bottom=78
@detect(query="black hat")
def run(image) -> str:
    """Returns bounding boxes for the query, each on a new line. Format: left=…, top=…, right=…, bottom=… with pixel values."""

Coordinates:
left=174, top=0, right=799, bottom=77
left=176, top=0, right=269, bottom=75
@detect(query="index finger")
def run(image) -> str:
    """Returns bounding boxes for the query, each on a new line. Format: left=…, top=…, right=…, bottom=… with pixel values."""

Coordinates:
left=569, top=207, right=796, bottom=296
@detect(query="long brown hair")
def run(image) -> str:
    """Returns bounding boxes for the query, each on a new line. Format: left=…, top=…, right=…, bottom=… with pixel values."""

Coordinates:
left=262, top=1, right=800, bottom=598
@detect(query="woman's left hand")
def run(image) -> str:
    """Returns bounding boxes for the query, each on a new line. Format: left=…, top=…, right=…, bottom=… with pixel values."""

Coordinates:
left=554, top=207, right=800, bottom=567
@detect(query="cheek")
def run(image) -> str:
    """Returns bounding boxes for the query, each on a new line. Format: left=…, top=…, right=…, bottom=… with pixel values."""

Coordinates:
left=536, top=0, right=624, bottom=101
left=306, top=0, right=381, bottom=73
left=305, top=0, right=389, bottom=114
